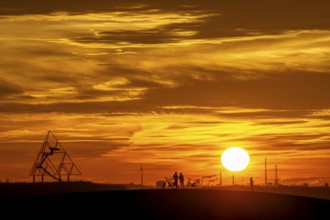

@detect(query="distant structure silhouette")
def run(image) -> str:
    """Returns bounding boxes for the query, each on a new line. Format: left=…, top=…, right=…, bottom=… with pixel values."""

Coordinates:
left=30, top=130, right=81, bottom=182
left=250, top=177, right=254, bottom=191
left=179, top=172, right=184, bottom=189
left=140, top=164, right=144, bottom=186
left=173, top=172, right=179, bottom=189
left=219, top=170, right=222, bottom=186
left=201, top=174, right=217, bottom=187
left=208, top=178, right=218, bottom=186
left=265, top=157, right=267, bottom=186
left=275, top=164, right=279, bottom=186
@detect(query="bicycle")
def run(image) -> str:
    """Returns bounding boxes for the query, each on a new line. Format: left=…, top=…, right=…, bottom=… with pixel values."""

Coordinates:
left=186, top=178, right=201, bottom=188
left=162, top=177, right=177, bottom=189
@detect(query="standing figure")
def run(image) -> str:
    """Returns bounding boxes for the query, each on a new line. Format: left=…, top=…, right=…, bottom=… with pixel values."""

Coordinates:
left=173, top=172, right=179, bottom=189
left=179, top=172, right=184, bottom=189
left=250, top=177, right=254, bottom=192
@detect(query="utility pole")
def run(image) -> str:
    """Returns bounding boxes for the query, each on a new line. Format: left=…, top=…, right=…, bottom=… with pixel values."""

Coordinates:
left=265, top=157, right=267, bottom=186
left=219, top=170, right=222, bottom=186
left=232, top=175, right=235, bottom=186
left=275, top=164, right=278, bottom=186
left=140, top=164, right=144, bottom=186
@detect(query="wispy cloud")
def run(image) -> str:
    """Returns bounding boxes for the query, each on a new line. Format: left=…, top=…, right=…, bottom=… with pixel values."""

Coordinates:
left=0, top=0, right=330, bottom=183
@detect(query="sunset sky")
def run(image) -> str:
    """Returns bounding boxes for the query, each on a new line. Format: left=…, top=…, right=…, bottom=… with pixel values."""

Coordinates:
left=1, top=0, right=330, bottom=185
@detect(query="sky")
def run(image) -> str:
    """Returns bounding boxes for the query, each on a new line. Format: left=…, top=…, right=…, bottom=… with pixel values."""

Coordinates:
left=1, top=0, right=330, bottom=185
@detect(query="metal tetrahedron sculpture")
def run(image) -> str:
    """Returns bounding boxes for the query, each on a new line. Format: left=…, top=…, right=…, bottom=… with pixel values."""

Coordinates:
left=30, top=130, right=81, bottom=182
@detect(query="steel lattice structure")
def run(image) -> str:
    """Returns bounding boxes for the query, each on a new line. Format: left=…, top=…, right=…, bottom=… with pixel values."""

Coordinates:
left=30, top=130, right=81, bottom=182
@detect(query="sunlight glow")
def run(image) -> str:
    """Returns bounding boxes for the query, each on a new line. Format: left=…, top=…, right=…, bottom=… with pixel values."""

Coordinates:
left=221, top=147, right=250, bottom=172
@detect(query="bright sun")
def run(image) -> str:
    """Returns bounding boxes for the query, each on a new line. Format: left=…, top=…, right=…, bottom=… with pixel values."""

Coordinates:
left=221, top=147, right=250, bottom=172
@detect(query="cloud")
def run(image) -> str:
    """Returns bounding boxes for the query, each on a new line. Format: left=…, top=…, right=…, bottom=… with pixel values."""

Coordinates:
left=0, top=78, right=23, bottom=97
left=1, top=3, right=330, bottom=108
left=1, top=69, right=330, bottom=113
left=75, top=28, right=192, bottom=45
left=1, top=0, right=330, bottom=183
left=256, top=120, right=308, bottom=126
left=140, top=70, right=330, bottom=109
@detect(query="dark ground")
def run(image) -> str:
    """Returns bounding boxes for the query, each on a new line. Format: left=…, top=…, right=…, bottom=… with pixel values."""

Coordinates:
left=1, top=183, right=329, bottom=219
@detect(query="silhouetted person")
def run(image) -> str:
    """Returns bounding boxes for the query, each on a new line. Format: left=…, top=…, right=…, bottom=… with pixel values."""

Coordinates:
left=172, top=172, right=179, bottom=189
left=250, top=177, right=254, bottom=191
left=179, top=172, right=184, bottom=189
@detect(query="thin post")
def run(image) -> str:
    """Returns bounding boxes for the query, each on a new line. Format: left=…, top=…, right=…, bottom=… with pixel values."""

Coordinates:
left=265, top=157, right=267, bottom=186
left=140, top=164, right=144, bottom=186
left=219, top=170, right=222, bottom=186
left=275, top=164, right=278, bottom=185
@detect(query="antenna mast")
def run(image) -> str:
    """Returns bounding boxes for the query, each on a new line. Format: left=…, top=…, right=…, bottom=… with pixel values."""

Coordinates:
left=219, top=169, right=222, bottom=186
left=275, top=164, right=278, bottom=186
left=265, top=157, right=267, bottom=186
left=140, top=164, right=144, bottom=186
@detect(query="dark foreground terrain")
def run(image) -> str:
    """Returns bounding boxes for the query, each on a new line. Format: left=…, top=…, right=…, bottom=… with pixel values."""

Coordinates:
left=1, top=183, right=329, bottom=219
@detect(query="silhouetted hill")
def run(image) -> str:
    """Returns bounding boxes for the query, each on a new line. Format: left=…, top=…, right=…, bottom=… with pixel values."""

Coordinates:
left=0, top=181, right=149, bottom=197
left=3, top=188, right=330, bottom=219
left=210, top=185, right=330, bottom=200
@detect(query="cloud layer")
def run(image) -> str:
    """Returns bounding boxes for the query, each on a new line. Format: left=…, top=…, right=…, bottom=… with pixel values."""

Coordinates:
left=0, top=0, right=330, bottom=184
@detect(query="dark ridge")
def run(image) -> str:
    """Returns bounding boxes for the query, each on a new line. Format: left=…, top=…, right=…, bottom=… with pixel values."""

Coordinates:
left=3, top=187, right=330, bottom=219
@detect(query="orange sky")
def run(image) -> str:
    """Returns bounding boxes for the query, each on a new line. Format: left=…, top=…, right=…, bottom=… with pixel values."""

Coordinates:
left=0, top=0, right=330, bottom=185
